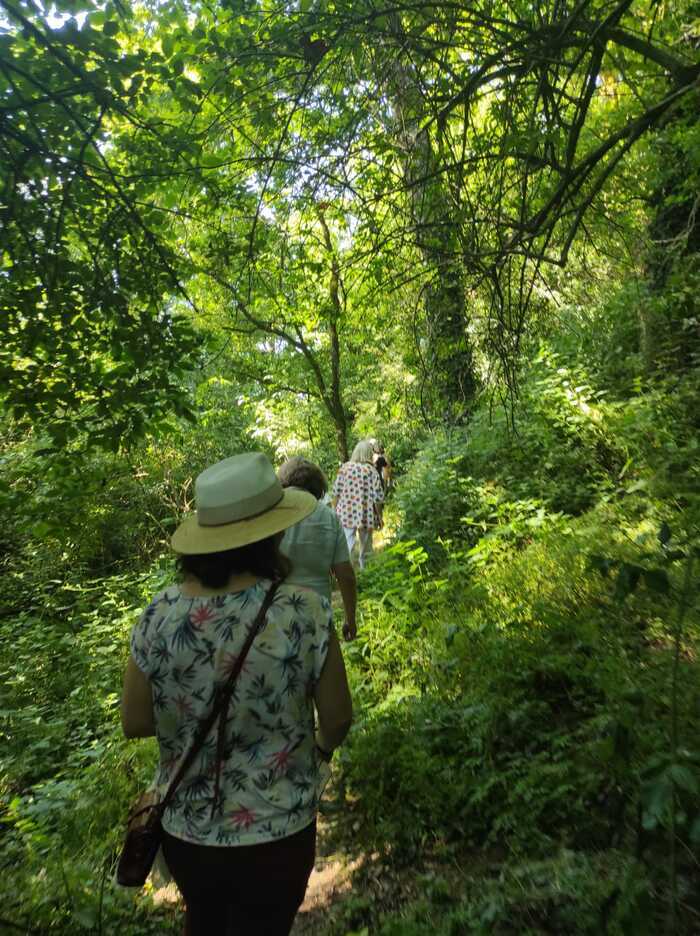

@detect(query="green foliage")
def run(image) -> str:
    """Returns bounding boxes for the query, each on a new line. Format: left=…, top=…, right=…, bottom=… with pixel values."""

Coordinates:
left=394, top=348, right=626, bottom=561
left=376, top=851, right=653, bottom=935
left=0, top=1, right=202, bottom=449
left=0, top=373, right=259, bottom=599
left=395, top=435, right=563, bottom=563
left=0, top=0, right=698, bottom=932
left=339, top=355, right=700, bottom=928
left=0, top=560, right=180, bottom=933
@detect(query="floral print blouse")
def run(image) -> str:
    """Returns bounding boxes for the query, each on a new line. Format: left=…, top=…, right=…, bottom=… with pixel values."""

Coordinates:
left=333, top=461, right=384, bottom=530
left=130, top=579, right=332, bottom=846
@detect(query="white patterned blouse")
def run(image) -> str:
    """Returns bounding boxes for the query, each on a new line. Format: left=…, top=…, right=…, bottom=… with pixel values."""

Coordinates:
left=130, top=579, right=332, bottom=846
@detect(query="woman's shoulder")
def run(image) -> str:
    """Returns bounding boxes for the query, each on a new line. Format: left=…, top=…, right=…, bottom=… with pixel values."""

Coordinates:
left=342, top=461, right=364, bottom=475
left=133, top=586, right=183, bottom=643
left=141, top=584, right=182, bottom=617
left=276, top=579, right=327, bottom=603
left=315, top=500, right=342, bottom=526
left=275, top=581, right=331, bottom=616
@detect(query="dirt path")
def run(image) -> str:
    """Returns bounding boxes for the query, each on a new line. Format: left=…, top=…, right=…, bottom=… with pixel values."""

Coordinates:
left=291, top=509, right=399, bottom=933
left=291, top=810, right=364, bottom=934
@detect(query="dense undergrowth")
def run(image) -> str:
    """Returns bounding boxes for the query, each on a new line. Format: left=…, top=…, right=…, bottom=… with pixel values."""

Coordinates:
left=333, top=348, right=700, bottom=933
left=2, top=1, right=699, bottom=929
left=1, top=345, right=699, bottom=934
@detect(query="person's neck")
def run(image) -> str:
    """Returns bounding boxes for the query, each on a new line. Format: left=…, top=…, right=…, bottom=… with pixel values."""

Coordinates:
left=180, top=572, right=260, bottom=598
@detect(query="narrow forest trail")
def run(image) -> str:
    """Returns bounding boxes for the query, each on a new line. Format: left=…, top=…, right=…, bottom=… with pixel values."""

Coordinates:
left=293, top=503, right=403, bottom=933
left=292, top=808, right=363, bottom=934
left=291, top=799, right=414, bottom=935
left=292, top=803, right=481, bottom=934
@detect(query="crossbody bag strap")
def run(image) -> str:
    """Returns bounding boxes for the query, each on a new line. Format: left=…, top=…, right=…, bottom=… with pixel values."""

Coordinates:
left=157, top=580, right=280, bottom=815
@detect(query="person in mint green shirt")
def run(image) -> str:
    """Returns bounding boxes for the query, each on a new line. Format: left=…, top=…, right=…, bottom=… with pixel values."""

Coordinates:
left=279, top=457, right=357, bottom=640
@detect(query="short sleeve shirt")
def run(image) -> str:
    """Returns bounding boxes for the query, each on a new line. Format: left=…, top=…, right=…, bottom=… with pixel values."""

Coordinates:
left=280, top=500, right=350, bottom=601
left=333, top=461, right=384, bottom=530
left=130, top=579, right=332, bottom=846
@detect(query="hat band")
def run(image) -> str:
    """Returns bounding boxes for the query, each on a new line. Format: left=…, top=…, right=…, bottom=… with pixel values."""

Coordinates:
left=196, top=480, right=284, bottom=526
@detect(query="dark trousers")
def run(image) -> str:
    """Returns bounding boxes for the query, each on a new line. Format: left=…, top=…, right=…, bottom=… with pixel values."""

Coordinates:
left=162, top=821, right=316, bottom=936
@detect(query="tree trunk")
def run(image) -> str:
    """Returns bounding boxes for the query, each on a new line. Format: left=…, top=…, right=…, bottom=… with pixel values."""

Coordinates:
left=643, top=96, right=700, bottom=372
left=385, top=14, right=477, bottom=425
left=318, top=208, right=351, bottom=462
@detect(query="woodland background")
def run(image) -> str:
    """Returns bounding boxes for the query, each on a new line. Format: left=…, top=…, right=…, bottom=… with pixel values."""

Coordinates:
left=0, top=0, right=699, bottom=932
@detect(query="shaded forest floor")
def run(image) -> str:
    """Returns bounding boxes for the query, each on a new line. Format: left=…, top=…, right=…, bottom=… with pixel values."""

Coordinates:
left=294, top=808, right=428, bottom=934
left=150, top=789, right=458, bottom=935
left=293, top=790, right=487, bottom=935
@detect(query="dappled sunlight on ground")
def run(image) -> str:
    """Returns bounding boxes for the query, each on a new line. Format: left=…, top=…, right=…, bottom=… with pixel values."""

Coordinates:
left=293, top=823, right=365, bottom=934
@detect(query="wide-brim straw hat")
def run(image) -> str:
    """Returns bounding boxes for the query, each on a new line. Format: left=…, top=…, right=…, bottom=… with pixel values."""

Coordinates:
left=171, top=452, right=316, bottom=555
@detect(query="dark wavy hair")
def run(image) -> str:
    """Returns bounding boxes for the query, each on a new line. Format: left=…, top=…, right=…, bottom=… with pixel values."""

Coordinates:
left=177, top=535, right=291, bottom=589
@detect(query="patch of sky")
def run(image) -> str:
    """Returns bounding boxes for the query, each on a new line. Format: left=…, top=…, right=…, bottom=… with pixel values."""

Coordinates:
left=45, top=4, right=90, bottom=29
left=0, top=4, right=90, bottom=32
left=257, top=337, right=288, bottom=353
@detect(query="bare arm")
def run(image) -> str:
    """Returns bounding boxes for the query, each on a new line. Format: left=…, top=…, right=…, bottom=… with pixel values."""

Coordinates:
left=314, top=629, right=352, bottom=753
left=121, top=656, right=156, bottom=739
left=332, top=560, right=357, bottom=640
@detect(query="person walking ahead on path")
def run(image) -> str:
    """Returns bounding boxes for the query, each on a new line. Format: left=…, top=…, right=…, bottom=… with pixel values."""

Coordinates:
left=278, top=456, right=358, bottom=640
left=372, top=441, right=392, bottom=492
left=121, top=452, right=352, bottom=936
left=332, top=440, right=384, bottom=570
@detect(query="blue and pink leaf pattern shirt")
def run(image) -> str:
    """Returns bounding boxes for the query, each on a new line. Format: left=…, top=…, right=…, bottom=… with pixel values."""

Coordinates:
left=130, top=579, right=332, bottom=846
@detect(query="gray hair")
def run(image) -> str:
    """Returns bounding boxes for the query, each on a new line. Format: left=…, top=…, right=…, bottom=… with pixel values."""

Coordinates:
left=277, top=456, right=327, bottom=499
left=350, top=440, right=375, bottom=464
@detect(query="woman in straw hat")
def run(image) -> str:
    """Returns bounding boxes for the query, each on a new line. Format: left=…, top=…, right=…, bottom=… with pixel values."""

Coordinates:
left=121, top=452, right=352, bottom=936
